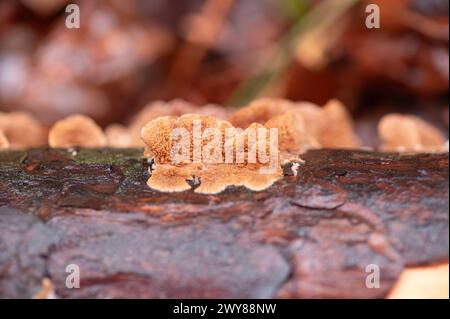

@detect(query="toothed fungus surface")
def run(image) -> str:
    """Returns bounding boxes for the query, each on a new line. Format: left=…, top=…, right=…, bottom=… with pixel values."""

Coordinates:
left=139, top=99, right=362, bottom=194
left=141, top=114, right=284, bottom=194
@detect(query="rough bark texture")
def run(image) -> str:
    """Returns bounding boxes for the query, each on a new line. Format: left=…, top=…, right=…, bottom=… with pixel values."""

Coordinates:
left=0, top=148, right=448, bottom=298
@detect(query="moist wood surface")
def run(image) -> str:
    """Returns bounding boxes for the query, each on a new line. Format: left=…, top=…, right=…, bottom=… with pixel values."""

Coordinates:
left=0, top=148, right=448, bottom=298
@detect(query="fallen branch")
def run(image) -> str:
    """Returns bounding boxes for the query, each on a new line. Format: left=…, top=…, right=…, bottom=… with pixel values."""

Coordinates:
left=0, top=148, right=448, bottom=298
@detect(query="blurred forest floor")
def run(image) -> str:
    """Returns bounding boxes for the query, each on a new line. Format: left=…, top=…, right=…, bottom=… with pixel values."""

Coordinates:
left=0, top=0, right=448, bottom=148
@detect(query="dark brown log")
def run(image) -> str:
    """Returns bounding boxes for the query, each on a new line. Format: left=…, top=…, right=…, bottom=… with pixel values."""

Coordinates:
left=0, top=148, right=448, bottom=298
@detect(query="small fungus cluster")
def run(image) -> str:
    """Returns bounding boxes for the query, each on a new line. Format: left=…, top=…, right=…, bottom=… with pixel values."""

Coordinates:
left=106, top=99, right=231, bottom=147
left=0, top=97, right=448, bottom=193
left=137, top=98, right=448, bottom=194
left=141, top=114, right=283, bottom=194
left=230, top=98, right=361, bottom=153
left=138, top=98, right=363, bottom=194
left=378, top=113, right=447, bottom=153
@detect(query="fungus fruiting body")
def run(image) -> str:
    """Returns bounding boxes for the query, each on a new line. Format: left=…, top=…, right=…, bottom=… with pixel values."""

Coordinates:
left=123, top=99, right=232, bottom=147
left=105, top=124, right=133, bottom=148
left=1, top=96, right=445, bottom=195
left=265, top=110, right=320, bottom=159
left=0, top=130, right=9, bottom=149
left=139, top=99, right=364, bottom=194
left=141, top=114, right=283, bottom=194
left=379, top=113, right=446, bottom=152
left=317, top=99, right=360, bottom=148
left=0, top=111, right=47, bottom=148
left=229, top=98, right=296, bottom=129
left=147, top=164, right=194, bottom=193
left=230, top=98, right=360, bottom=155
left=48, top=114, right=107, bottom=148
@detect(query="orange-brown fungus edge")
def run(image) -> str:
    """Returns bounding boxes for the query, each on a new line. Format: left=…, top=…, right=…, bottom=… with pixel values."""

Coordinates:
left=0, top=111, right=47, bottom=148
left=48, top=114, right=107, bottom=148
left=378, top=113, right=447, bottom=153
left=0, top=130, right=9, bottom=150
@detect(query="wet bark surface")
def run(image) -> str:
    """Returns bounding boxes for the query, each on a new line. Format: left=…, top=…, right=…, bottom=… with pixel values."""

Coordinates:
left=0, top=148, right=448, bottom=298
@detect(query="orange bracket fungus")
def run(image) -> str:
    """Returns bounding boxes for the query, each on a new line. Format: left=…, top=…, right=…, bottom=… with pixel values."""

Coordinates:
left=265, top=110, right=320, bottom=159
left=105, top=124, right=133, bottom=148
left=139, top=98, right=363, bottom=194
left=378, top=113, right=447, bottom=152
left=141, top=114, right=284, bottom=194
left=0, top=130, right=9, bottom=150
left=0, top=111, right=48, bottom=148
left=317, top=99, right=360, bottom=149
left=104, top=99, right=231, bottom=148
left=230, top=98, right=360, bottom=155
left=229, top=98, right=297, bottom=129
left=48, top=114, right=107, bottom=148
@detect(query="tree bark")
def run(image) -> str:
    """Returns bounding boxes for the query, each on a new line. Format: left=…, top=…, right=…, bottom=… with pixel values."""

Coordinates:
left=0, top=148, right=448, bottom=298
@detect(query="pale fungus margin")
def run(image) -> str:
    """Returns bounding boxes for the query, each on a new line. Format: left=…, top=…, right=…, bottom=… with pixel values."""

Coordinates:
left=0, top=111, right=48, bottom=148
left=0, top=130, right=9, bottom=150
left=48, top=114, right=107, bottom=148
